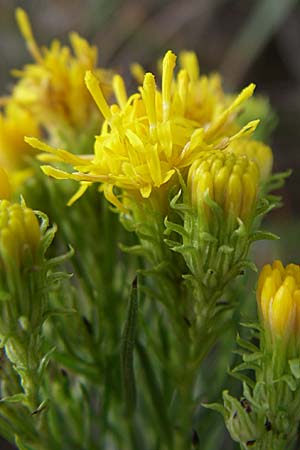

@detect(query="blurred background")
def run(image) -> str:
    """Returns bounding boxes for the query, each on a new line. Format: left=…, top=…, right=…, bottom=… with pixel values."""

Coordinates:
left=0, top=0, right=300, bottom=448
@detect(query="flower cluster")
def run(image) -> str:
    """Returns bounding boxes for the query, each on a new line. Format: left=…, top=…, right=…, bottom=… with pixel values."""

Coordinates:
left=27, top=49, right=270, bottom=217
left=0, top=9, right=292, bottom=450
left=13, top=8, right=112, bottom=135
left=0, top=8, right=113, bottom=197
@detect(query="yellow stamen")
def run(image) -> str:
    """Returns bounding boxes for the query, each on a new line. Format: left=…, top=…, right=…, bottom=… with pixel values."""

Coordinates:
left=179, top=51, right=200, bottom=82
left=162, top=50, right=176, bottom=121
left=113, top=75, right=128, bottom=109
left=141, top=73, right=157, bottom=138
left=130, top=63, right=145, bottom=85
left=85, top=71, right=112, bottom=120
left=15, top=8, right=42, bottom=62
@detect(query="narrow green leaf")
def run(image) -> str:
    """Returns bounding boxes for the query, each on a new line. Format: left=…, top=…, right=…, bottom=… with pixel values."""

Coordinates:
left=121, top=277, right=138, bottom=415
left=136, top=342, right=173, bottom=446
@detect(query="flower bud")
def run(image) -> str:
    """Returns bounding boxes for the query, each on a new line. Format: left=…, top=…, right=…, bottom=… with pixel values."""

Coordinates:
left=187, top=151, right=259, bottom=224
left=226, top=139, right=273, bottom=181
left=0, top=200, right=41, bottom=267
left=257, top=261, right=300, bottom=339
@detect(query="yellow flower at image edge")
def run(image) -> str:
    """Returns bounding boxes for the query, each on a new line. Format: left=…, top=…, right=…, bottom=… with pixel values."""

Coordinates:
left=13, top=8, right=112, bottom=132
left=25, top=49, right=260, bottom=211
left=0, top=200, right=41, bottom=267
left=257, top=261, right=300, bottom=338
left=0, top=101, right=40, bottom=170
left=187, top=151, right=259, bottom=223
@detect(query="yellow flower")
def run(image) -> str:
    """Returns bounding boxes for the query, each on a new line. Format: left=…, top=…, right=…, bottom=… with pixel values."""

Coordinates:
left=178, top=51, right=230, bottom=129
left=12, top=8, right=112, bottom=135
left=26, top=50, right=259, bottom=210
left=226, top=139, right=273, bottom=181
left=0, top=101, right=40, bottom=170
left=0, top=168, right=11, bottom=200
left=187, top=150, right=259, bottom=223
left=257, top=261, right=300, bottom=339
left=0, top=200, right=41, bottom=267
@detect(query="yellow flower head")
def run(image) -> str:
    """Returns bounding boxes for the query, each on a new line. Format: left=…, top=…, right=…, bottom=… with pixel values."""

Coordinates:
left=0, top=200, right=41, bottom=267
left=12, top=8, right=112, bottom=134
left=257, top=261, right=300, bottom=339
left=226, top=138, right=273, bottom=181
left=187, top=150, right=259, bottom=223
left=0, top=100, right=40, bottom=170
left=26, top=50, right=259, bottom=210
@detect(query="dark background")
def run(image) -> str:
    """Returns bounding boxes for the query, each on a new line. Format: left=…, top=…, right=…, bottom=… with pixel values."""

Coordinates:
left=0, top=0, right=300, bottom=448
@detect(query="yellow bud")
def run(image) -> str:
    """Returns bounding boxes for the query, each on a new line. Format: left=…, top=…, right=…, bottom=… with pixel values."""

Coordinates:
left=187, top=151, right=259, bottom=223
left=0, top=200, right=41, bottom=267
left=257, top=261, right=300, bottom=341
left=260, top=276, right=277, bottom=323
left=226, top=139, right=273, bottom=181
left=257, top=264, right=272, bottom=301
left=271, top=285, right=295, bottom=337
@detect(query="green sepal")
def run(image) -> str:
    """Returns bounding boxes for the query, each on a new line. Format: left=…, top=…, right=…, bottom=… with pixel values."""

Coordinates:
left=239, top=321, right=261, bottom=332
left=228, top=369, right=255, bottom=389
left=236, top=334, right=260, bottom=353
left=37, top=347, right=56, bottom=378
left=202, top=401, right=226, bottom=416
left=232, top=361, right=261, bottom=373
left=279, top=375, right=297, bottom=392
left=0, top=291, right=11, bottom=302
left=15, top=436, right=36, bottom=450
left=164, top=217, right=188, bottom=238
left=1, top=393, right=27, bottom=404
left=255, top=197, right=276, bottom=218
left=31, top=399, right=48, bottom=416
left=34, top=210, right=49, bottom=234
left=263, top=169, right=292, bottom=195
left=242, top=352, right=262, bottom=363
left=43, top=308, right=77, bottom=319
left=119, top=242, right=153, bottom=259
left=46, top=272, right=73, bottom=287
left=40, top=225, right=57, bottom=255
left=249, top=230, right=279, bottom=242
left=289, top=359, right=300, bottom=379
left=198, top=232, right=218, bottom=243
left=52, top=351, right=100, bottom=382
left=44, top=246, right=74, bottom=268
